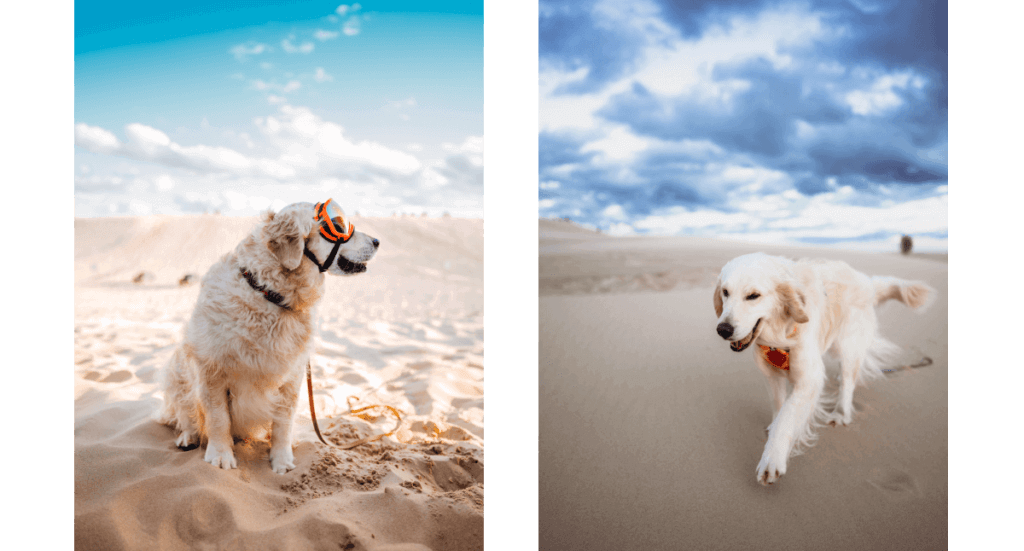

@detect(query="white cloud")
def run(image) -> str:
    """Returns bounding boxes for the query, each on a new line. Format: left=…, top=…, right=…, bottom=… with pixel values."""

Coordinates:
left=540, top=3, right=828, bottom=133
left=256, top=105, right=423, bottom=175
left=281, top=37, right=315, bottom=54
left=580, top=125, right=654, bottom=162
left=230, top=42, right=269, bottom=61
left=267, top=95, right=287, bottom=104
left=314, top=29, right=340, bottom=41
left=540, top=180, right=560, bottom=190
left=421, top=135, right=484, bottom=191
left=252, top=80, right=302, bottom=94
left=75, top=121, right=296, bottom=179
left=634, top=207, right=759, bottom=233
left=154, top=174, right=175, bottom=191
left=74, top=106, right=483, bottom=218
left=124, top=123, right=171, bottom=152
left=343, top=16, right=361, bottom=36
left=74, top=123, right=120, bottom=154
left=606, top=222, right=636, bottom=236
left=421, top=167, right=449, bottom=189
left=335, top=3, right=360, bottom=15
left=845, top=70, right=927, bottom=116
left=601, top=204, right=626, bottom=220
left=631, top=5, right=824, bottom=96
left=539, top=68, right=609, bottom=132
left=314, top=68, right=333, bottom=82
left=442, top=136, right=484, bottom=166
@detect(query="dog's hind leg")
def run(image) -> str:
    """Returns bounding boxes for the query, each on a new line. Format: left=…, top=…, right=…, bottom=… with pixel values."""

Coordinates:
left=158, top=348, right=201, bottom=449
left=831, top=347, right=864, bottom=427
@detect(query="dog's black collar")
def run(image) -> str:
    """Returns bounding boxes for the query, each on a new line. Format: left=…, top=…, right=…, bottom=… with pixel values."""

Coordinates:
left=240, top=223, right=356, bottom=307
left=240, top=268, right=291, bottom=310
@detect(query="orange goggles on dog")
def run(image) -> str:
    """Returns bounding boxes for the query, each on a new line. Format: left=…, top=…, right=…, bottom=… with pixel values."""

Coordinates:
left=314, top=199, right=354, bottom=243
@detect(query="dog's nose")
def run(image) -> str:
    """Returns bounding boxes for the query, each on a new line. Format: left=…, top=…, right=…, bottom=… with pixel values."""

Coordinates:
left=717, top=322, right=734, bottom=339
left=371, top=238, right=380, bottom=249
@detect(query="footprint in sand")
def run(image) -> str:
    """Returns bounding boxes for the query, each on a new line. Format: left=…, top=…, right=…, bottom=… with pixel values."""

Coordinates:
left=867, top=467, right=918, bottom=496
left=100, top=370, right=133, bottom=383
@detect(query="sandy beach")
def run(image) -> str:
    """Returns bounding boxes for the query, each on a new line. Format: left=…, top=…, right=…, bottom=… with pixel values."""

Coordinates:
left=74, top=214, right=484, bottom=550
left=539, top=219, right=947, bottom=550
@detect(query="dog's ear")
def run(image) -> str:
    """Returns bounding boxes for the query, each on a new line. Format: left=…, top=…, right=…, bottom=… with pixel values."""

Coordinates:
left=713, top=282, right=723, bottom=317
left=265, top=209, right=312, bottom=270
left=776, top=281, right=809, bottom=323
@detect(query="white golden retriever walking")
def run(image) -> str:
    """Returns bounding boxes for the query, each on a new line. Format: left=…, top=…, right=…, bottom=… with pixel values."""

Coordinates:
left=158, top=200, right=378, bottom=473
left=713, top=253, right=934, bottom=485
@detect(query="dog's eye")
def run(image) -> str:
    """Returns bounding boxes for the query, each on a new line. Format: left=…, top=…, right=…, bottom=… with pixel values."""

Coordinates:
left=722, top=289, right=729, bottom=298
left=746, top=292, right=760, bottom=300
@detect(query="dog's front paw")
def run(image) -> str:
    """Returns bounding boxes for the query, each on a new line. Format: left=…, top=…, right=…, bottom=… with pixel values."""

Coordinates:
left=828, top=403, right=855, bottom=426
left=755, top=446, right=788, bottom=486
left=828, top=411, right=853, bottom=427
left=204, top=444, right=238, bottom=470
left=269, top=447, right=295, bottom=474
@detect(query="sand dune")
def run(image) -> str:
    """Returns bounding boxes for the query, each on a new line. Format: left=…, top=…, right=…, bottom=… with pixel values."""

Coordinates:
left=74, top=214, right=483, bottom=550
left=539, top=219, right=947, bottom=550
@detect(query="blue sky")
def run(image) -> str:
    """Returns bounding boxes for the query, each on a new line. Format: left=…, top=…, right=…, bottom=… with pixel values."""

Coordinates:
left=75, top=1, right=482, bottom=217
left=539, top=0, right=947, bottom=251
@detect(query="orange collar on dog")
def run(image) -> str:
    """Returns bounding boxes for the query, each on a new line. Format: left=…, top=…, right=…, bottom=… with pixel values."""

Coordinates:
left=759, top=326, right=799, bottom=371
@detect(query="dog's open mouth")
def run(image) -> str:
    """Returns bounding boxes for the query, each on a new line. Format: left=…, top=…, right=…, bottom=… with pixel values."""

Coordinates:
left=730, top=318, right=762, bottom=352
left=337, top=256, right=368, bottom=274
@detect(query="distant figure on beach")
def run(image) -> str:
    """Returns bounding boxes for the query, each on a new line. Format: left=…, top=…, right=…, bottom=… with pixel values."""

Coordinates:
left=901, top=233, right=917, bottom=255
left=179, top=274, right=197, bottom=286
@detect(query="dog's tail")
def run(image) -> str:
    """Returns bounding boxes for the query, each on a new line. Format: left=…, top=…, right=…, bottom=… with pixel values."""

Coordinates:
left=871, top=276, right=936, bottom=311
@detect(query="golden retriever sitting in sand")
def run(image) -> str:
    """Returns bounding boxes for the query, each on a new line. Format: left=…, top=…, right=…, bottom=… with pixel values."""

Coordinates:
left=713, top=253, right=934, bottom=485
left=158, top=200, right=378, bottom=473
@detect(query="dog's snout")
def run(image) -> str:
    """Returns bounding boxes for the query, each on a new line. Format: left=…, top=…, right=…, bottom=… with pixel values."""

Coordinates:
left=717, top=322, right=734, bottom=339
left=372, top=238, right=380, bottom=249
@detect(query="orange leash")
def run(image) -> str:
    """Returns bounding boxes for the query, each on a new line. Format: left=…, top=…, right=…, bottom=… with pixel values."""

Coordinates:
left=305, top=361, right=404, bottom=450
